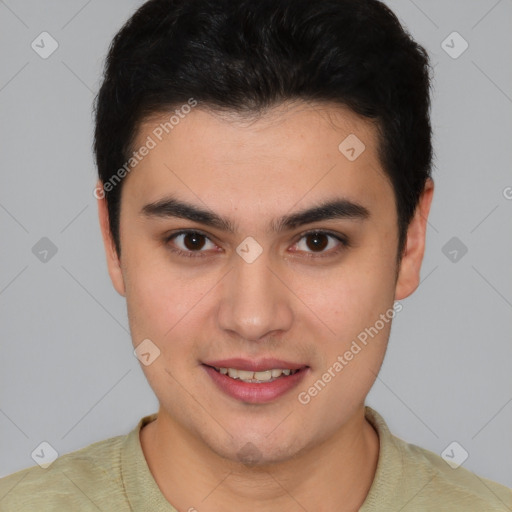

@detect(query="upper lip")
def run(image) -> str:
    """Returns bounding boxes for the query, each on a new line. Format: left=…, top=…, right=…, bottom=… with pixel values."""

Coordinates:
left=203, top=358, right=309, bottom=372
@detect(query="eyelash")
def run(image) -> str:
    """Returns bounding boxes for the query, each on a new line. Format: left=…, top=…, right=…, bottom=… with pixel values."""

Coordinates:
left=163, top=229, right=349, bottom=260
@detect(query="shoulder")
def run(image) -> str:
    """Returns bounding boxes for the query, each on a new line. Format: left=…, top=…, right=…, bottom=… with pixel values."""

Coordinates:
left=0, top=433, right=129, bottom=511
left=364, top=407, right=512, bottom=511
left=402, top=440, right=512, bottom=510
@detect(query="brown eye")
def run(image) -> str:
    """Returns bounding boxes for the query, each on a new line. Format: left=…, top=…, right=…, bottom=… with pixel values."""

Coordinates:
left=181, top=232, right=207, bottom=251
left=166, top=230, right=217, bottom=258
left=292, top=231, right=348, bottom=258
left=304, top=232, right=329, bottom=252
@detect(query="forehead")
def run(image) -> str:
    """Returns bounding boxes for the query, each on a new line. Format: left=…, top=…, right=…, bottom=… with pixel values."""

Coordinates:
left=137, top=100, right=379, bottom=161
left=122, top=101, right=394, bottom=223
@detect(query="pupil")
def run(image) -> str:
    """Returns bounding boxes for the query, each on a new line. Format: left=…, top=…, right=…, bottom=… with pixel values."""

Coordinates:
left=184, top=233, right=205, bottom=251
left=307, top=233, right=327, bottom=251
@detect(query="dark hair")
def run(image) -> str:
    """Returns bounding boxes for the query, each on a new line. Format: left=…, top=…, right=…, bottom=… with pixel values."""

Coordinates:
left=93, top=0, right=433, bottom=259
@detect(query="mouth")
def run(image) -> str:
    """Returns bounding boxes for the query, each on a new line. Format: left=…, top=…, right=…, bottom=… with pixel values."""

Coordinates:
left=205, top=365, right=303, bottom=383
left=201, top=360, right=310, bottom=403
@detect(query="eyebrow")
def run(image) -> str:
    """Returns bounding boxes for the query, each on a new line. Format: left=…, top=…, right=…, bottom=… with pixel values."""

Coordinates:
left=141, top=195, right=370, bottom=233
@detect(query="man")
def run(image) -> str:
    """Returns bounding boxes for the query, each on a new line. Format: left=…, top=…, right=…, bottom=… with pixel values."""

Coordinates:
left=1, top=0, right=510, bottom=510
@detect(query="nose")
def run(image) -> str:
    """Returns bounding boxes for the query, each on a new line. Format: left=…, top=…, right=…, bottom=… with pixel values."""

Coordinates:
left=216, top=249, right=294, bottom=342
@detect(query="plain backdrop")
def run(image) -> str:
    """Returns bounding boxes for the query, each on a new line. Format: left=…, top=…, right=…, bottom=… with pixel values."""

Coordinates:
left=1, top=0, right=511, bottom=489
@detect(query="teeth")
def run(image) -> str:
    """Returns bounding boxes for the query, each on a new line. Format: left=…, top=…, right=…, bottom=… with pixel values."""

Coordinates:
left=254, top=370, right=272, bottom=381
left=213, top=366, right=300, bottom=382
left=227, top=368, right=239, bottom=379
left=237, top=369, right=254, bottom=380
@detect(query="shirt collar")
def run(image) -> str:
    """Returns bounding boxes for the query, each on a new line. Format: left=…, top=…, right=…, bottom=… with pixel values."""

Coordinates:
left=120, top=406, right=427, bottom=511
left=121, top=412, right=178, bottom=512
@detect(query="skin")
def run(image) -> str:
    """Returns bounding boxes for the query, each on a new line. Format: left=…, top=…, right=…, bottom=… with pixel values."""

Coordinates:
left=97, top=100, right=434, bottom=512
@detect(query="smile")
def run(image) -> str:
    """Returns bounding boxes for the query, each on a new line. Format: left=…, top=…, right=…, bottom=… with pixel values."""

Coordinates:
left=202, top=364, right=309, bottom=403
left=211, top=366, right=301, bottom=383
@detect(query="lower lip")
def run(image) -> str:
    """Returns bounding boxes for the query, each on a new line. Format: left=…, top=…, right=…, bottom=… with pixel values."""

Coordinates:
left=202, top=364, right=309, bottom=404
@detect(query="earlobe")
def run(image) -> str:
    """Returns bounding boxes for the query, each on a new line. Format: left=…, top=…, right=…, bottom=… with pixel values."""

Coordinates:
left=96, top=180, right=126, bottom=297
left=395, top=178, right=434, bottom=300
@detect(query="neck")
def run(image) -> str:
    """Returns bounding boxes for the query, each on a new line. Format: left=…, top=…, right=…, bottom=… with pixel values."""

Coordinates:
left=140, top=406, right=380, bottom=512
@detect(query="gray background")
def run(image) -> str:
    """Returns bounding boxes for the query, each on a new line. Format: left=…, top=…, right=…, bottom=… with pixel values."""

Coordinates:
left=1, top=0, right=511, bottom=491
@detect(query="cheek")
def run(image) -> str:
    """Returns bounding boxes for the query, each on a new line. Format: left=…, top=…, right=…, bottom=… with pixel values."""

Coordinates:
left=123, top=249, right=217, bottom=350
left=124, top=265, right=170, bottom=343
left=122, top=247, right=179, bottom=344
left=124, top=264, right=204, bottom=391
left=321, top=250, right=397, bottom=332
left=306, top=247, right=397, bottom=398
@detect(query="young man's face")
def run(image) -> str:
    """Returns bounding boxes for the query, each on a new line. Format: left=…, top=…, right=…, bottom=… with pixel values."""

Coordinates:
left=99, top=101, right=432, bottom=465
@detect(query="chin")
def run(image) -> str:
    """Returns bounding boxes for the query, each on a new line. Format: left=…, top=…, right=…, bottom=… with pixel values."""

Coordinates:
left=213, top=431, right=304, bottom=468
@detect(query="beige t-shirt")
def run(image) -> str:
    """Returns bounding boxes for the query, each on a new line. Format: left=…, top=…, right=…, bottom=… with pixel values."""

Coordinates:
left=1, top=406, right=510, bottom=511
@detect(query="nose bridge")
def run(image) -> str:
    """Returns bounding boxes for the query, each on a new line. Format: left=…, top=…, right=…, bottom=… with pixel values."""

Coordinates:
left=217, top=248, right=293, bottom=341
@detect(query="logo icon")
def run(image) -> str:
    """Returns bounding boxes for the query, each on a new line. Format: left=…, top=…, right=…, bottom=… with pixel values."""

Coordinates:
left=31, top=441, right=59, bottom=469
left=31, top=32, right=59, bottom=59
left=134, top=339, right=161, bottom=366
left=32, top=237, right=58, bottom=263
left=441, top=32, right=469, bottom=59
left=441, top=441, right=469, bottom=469
left=338, top=134, right=366, bottom=161
left=236, top=237, right=263, bottom=264
left=442, top=236, right=468, bottom=263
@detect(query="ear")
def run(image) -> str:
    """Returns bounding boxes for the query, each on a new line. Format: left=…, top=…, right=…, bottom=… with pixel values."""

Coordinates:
left=96, top=180, right=126, bottom=297
left=395, top=178, right=434, bottom=300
